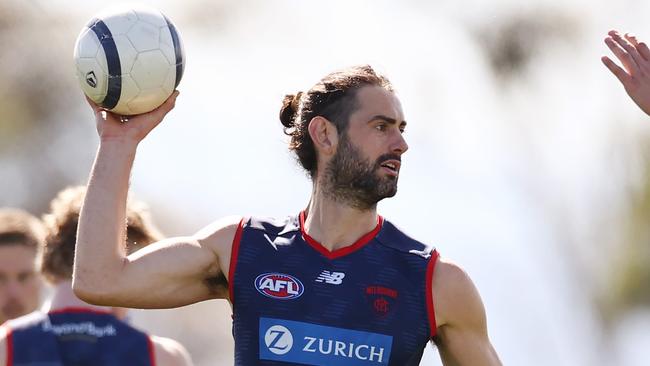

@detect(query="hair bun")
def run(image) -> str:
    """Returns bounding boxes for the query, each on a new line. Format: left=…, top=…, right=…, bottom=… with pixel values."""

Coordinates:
left=279, top=92, right=302, bottom=128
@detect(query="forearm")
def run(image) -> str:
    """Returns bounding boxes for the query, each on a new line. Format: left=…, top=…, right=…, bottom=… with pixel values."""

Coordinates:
left=73, top=140, right=137, bottom=303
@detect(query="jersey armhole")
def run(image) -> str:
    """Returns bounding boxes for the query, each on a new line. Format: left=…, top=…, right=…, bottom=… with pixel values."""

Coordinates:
left=228, top=217, right=247, bottom=307
left=426, top=249, right=440, bottom=339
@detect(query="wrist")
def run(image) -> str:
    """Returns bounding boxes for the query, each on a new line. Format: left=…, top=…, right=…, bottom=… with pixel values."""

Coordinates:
left=98, top=138, right=139, bottom=157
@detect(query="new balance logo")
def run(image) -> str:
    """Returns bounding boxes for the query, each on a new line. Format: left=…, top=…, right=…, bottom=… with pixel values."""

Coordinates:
left=315, top=270, right=345, bottom=285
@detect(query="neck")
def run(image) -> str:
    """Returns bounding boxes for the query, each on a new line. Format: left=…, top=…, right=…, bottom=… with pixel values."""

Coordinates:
left=304, top=184, right=379, bottom=252
left=44, top=280, right=115, bottom=315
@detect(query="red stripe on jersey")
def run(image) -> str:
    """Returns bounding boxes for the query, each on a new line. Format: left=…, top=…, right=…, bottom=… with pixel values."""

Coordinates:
left=147, top=336, right=156, bottom=366
left=5, top=325, right=13, bottom=366
left=426, top=249, right=440, bottom=338
left=228, top=218, right=246, bottom=306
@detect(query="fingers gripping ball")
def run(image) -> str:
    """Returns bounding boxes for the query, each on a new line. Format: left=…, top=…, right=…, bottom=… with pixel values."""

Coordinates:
left=74, top=5, right=185, bottom=115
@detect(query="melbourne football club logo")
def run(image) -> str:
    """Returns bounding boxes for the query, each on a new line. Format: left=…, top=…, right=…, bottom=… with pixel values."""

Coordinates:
left=255, top=273, right=304, bottom=300
left=365, top=285, right=399, bottom=317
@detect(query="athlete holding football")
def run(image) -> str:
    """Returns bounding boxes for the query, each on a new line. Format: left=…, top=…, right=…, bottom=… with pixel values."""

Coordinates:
left=71, top=65, right=502, bottom=365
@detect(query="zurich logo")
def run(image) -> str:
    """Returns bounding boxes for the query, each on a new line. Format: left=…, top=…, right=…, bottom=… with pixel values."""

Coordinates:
left=264, top=325, right=293, bottom=355
left=259, top=317, right=393, bottom=364
left=255, top=273, right=304, bottom=300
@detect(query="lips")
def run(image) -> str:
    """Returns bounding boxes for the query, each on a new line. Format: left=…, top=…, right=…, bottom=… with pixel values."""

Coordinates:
left=379, top=159, right=401, bottom=175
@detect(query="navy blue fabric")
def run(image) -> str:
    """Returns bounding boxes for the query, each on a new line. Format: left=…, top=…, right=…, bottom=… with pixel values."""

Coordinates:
left=87, top=18, right=121, bottom=110
left=163, top=15, right=184, bottom=88
left=232, top=214, right=436, bottom=365
left=7, top=310, right=152, bottom=366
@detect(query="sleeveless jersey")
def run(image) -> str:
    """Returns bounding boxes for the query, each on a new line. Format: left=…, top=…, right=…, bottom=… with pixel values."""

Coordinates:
left=4, top=308, right=155, bottom=366
left=229, top=212, right=439, bottom=366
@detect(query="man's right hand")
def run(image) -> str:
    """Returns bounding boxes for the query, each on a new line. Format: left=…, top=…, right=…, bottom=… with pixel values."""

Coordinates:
left=86, top=90, right=179, bottom=144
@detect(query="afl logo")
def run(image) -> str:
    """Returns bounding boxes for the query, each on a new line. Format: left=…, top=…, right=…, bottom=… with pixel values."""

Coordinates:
left=255, top=273, right=304, bottom=300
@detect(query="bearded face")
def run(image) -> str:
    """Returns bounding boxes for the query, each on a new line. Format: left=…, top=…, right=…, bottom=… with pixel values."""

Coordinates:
left=322, top=132, right=401, bottom=210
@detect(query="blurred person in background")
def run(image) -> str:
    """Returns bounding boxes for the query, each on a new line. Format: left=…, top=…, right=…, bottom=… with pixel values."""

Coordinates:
left=0, top=186, right=192, bottom=366
left=0, top=208, right=44, bottom=326
left=73, top=65, right=502, bottom=365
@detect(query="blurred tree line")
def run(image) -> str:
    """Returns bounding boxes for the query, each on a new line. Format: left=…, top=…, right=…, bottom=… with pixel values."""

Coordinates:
left=0, top=2, right=97, bottom=214
left=473, top=7, right=650, bottom=328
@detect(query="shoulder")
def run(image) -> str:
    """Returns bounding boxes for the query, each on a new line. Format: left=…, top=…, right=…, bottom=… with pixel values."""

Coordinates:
left=245, top=215, right=300, bottom=236
left=194, top=215, right=243, bottom=243
left=193, top=214, right=299, bottom=283
left=194, top=215, right=299, bottom=239
left=432, top=257, right=486, bottom=329
left=150, top=335, right=193, bottom=366
left=0, top=313, right=48, bottom=365
left=193, top=213, right=299, bottom=255
left=193, top=215, right=243, bottom=257
left=375, top=218, right=435, bottom=257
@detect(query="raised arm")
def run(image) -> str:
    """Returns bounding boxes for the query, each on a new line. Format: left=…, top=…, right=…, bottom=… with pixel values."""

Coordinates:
left=432, top=259, right=502, bottom=366
left=73, top=93, right=237, bottom=308
left=602, top=30, right=650, bottom=115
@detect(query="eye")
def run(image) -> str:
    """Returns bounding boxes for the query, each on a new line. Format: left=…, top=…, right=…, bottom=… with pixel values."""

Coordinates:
left=398, top=121, right=407, bottom=133
left=375, top=122, right=387, bottom=131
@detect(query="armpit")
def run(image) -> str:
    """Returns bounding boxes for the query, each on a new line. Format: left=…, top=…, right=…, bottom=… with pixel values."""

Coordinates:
left=204, top=272, right=228, bottom=296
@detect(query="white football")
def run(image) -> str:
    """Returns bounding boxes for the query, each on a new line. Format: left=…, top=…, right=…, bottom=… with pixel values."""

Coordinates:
left=73, top=5, right=185, bottom=115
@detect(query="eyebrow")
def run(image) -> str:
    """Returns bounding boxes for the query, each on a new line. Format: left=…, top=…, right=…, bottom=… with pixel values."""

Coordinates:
left=367, top=115, right=407, bottom=127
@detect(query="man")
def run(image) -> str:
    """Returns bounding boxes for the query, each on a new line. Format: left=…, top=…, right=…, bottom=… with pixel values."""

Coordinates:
left=0, top=186, right=192, bottom=366
left=0, top=208, right=44, bottom=325
left=73, top=65, right=502, bottom=365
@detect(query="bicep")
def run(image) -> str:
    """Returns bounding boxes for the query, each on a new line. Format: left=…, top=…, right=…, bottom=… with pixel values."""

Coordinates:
left=433, top=260, right=501, bottom=366
left=436, top=326, right=500, bottom=366
left=90, top=217, right=240, bottom=308
left=119, top=236, right=223, bottom=308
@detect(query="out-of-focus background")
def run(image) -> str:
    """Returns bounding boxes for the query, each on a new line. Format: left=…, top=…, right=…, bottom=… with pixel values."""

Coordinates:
left=2, top=0, right=650, bottom=364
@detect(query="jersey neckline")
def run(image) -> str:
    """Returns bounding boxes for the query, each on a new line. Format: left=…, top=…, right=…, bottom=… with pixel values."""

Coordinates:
left=299, top=210, right=384, bottom=260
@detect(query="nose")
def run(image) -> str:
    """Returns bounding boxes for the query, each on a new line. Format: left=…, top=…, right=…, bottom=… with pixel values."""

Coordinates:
left=391, top=131, right=409, bottom=155
left=6, top=280, right=22, bottom=297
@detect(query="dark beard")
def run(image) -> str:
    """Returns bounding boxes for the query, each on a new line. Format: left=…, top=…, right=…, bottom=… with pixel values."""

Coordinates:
left=322, top=134, right=400, bottom=210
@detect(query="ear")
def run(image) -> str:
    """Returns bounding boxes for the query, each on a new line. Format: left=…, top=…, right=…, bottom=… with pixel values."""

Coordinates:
left=307, top=116, right=338, bottom=156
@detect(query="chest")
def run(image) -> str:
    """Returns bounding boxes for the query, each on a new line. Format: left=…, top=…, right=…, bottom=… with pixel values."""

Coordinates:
left=230, top=222, right=433, bottom=365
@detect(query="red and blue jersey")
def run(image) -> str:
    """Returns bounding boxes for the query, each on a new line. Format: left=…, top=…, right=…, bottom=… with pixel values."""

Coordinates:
left=229, top=212, right=439, bottom=365
left=3, top=308, right=155, bottom=366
